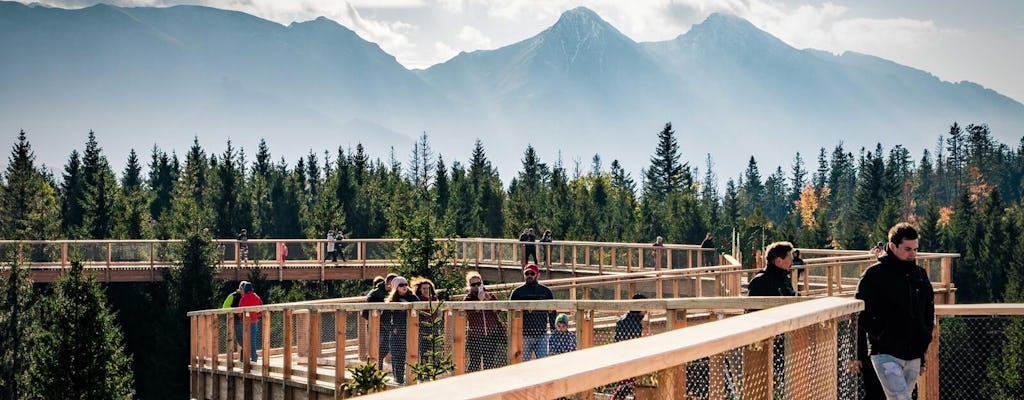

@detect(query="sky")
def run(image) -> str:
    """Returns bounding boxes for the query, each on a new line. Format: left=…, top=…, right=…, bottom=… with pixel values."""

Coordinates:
left=22, top=0, right=1024, bottom=103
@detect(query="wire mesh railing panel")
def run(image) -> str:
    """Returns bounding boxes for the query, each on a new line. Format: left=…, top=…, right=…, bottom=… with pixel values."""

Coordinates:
left=463, top=307, right=509, bottom=373
left=939, top=315, right=1024, bottom=400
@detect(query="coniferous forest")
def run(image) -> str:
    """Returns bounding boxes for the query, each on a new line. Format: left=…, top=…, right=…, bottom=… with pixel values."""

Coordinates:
left=2, top=121, right=1024, bottom=399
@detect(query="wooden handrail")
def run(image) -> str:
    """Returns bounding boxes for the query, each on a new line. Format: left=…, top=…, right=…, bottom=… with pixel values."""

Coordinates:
left=358, top=297, right=862, bottom=400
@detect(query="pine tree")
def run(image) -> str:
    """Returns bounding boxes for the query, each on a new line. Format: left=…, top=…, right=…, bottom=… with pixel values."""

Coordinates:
left=147, top=146, right=177, bottom=229
left=1, top=131, right=60, bottom=241
left=789, top=152, right=807, bottom=204
left=60, top=150, right=87, bottom=238
left=81, top=131, right=119, bottom=239
left=645, top=122, right=690, bottom=201
left=740, top=156, right=764, bottom=215
left=433, top=156, right=450, bottom=221
left=118, top=150, right=147, bottom=239
left=213, top=140, right=244, bottom=237
left=0, top=256, right=33, bottom=400
left=763, top=167, right=789, bottom=224
left=24, top=261, right=135, bottom=399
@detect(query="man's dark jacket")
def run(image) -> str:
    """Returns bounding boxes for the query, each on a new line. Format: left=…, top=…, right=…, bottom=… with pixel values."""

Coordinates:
left=856, top=252, right=935, bottom=362
left=363, top=283, right=389, bottom=320
left=747, top=264, right=796, bottom=296
left=509, top=281, right=555, bottom=336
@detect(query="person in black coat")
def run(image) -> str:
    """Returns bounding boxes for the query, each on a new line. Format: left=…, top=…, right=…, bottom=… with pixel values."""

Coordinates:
left=383, top=276, right=418, bottom=385
left=854, top=223, right=934, bottom=400
left=509, top=264, right=554, bottom=360
left=747, top=241, right=797, bottom=297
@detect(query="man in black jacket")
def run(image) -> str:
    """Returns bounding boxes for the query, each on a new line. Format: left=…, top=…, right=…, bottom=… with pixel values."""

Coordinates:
left=747, top=241, right=796, bottom=296
left=510, top=263, right=555, bottom=360
left=854, top=223, right=934, bottom=400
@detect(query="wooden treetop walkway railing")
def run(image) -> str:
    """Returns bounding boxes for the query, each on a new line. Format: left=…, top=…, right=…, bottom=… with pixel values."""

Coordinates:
left=187, top=298, right=1024, bottom=400
left=0, top=238, right=720, bottom=283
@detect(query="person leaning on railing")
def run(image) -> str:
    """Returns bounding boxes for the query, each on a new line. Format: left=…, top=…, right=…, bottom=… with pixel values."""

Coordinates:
left=463, top=271, right=507, bottom=371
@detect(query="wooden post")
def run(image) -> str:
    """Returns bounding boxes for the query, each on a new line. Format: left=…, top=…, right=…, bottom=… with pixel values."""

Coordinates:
left=263, top=310, right=271, bottom=376
left=576, top=309, right=595, bottom=400
left=358, top=311, right=369, bottom=361
left=696, top=250, right=703, bottom=268
left=809, top=320, right=838, bottom=400
left=405, top=310, right=419, bottom=385
left=308, top=310, right=321, bottom=388
left=190, top=316, right=198, bottom=396
left=297, top=311, right=309, bottom=357
left=284, top=310, right=293, bottom=379
left=919, top=323, right=940, bottom=400
left=106, top=242, right=112, bottom=282
left=656, top=275, right=664, bottom=299
left=210, top=316, right=219, bottom=372
left=454, top=310, right=467, bottom=375
left=940, top=257, right=953, bottom=304
left=672, top=279, right=680, bottom=298
left=654, top=309, right=687, bottom=399
left=784, top=326, right=811, bottom=399
left=368, top=310, right=380, bottom=369
left=62, top=242, right=69, bottom=268
left=335, top=310, right=347, bottom=399
left=243, top=312, right=252, bottom=374
left=708, top=352, right=727, bottom=400
left=667, top=249, right=673, bottom=269
left=508, top=310, right=524, bottom=365
left=227, top=315, right=236, bottom=371
left=741, top=339, right=773, bottom=400
left=826, top=265, right=835, bottom=296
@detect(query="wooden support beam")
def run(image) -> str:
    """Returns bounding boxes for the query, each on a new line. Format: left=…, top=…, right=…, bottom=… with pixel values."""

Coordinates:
left=405, top=310, right=419, bottom=385
left=454, top=311, right=467, bottom=375
left=741, top=338, right=773, bottom=400
left=335, top=310, right=347, bottom=399
left=508, top=310, right=524, bottom=365
left=309, top=310, right=321, bottom=389
left=284, top=310, right=293, bottom=379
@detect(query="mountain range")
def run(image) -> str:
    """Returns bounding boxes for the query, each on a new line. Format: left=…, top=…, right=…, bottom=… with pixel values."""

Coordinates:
left=2, top=2, right=1022, bottom=181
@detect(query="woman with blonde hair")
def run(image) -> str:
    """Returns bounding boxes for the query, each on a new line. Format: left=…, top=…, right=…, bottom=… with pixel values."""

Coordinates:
left=463, top=271, right=507, bottom=371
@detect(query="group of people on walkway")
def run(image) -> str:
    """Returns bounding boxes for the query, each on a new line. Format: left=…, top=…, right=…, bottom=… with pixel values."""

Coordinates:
left=747, top=222, right=934, bottom=400
left=518, top=227, right=554, bottom=264
left=220, top=280, right=265, bottom=363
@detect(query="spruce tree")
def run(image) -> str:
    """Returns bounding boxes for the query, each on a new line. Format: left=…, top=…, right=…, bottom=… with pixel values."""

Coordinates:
left=60, top=150, right=87, bottom=238
left=0, top=256, right=33, bottom=400
left=81, top=131, right=119, bottom=239
left=24, top=261, right=135, bottom=399
left=1, top=131, right=60, bottom=241
left=740, top=156, right=764, bottom=215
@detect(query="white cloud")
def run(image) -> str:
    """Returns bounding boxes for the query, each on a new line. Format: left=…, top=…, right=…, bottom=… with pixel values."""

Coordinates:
left=436, top=0, right=464, bottom=13
left=456, top=25, right=493, bottom=48
left=433, top=41, right=460, bottom=62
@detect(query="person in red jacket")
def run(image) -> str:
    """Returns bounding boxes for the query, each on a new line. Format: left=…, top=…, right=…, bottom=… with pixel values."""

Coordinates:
left=463, top=271, right=507, bottom=371
left=238, top=281, right=263, bottom=363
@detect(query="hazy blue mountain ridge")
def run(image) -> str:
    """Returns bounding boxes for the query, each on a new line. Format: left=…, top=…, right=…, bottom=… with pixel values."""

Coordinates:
left=2, top=1, right=1022, bottom=181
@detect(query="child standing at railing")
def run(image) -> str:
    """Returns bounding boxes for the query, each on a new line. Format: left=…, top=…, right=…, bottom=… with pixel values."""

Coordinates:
left=548, top=313, right=576, bottom=355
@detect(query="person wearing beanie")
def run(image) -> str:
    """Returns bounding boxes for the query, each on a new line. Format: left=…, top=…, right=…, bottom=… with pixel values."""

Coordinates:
left=383, top=276, right=418, bottom=385
left=548, top=313, right=576, bottom=355
left=509, top=263, right=555, bottom=360
left=237, top=281, right=263, bottom=363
